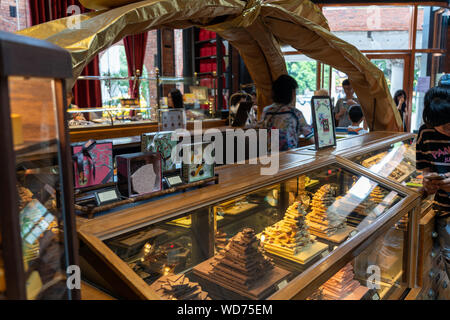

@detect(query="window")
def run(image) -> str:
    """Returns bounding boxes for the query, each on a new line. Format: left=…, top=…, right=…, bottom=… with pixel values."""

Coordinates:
left=322, top=6, right=413, bottom=50
left=99, top=40, right=129, bottom=107
left=285, top=54, right=317, bottom=124
left=0, top=0, right=30, bottom=32
left=285, top=4, right=448, bottom=133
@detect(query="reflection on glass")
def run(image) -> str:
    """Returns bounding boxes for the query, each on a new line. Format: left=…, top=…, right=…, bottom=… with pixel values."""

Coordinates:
left=351, top=139, right=420, bottom=188
left=308, top=213, right=407, bottom=300
left=416, top=6, right=447, bottom=50
left=103, top=164, right=404, bottom=300
left=370, top=59, right=405, bottom=97
left=10, top=76, right=68, bottom=299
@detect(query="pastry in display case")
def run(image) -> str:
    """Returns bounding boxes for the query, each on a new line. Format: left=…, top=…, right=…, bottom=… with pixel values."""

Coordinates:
left=306, top=184, right=350, bottom=239
left=192, top=228, right=291, bottom=300
left=0, top=32, right=79, bottom=299
left=260, top=201, right=328, bottom=266
left=149, top=273, right=210, bottom=300
left=104, top=213, right=209, bottom=288
left=306, top=211, right=410, bottom=300
left=349, top=139, right=420, bottom=189
left=309, top=262, right=369, bottom=300
left=79, top=153, right=417, bottom=300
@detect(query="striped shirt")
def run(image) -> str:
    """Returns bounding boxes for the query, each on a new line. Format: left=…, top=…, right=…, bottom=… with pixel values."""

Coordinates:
left=416, top=124, right=450, bottom=216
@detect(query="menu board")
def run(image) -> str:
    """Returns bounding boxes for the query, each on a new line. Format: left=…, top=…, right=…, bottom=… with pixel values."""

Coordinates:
left=311, top=96, right=336, bottom=150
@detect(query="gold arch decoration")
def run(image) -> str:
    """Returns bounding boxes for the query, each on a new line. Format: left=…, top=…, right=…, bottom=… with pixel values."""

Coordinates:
left=17, top=0, right=402, bottom=131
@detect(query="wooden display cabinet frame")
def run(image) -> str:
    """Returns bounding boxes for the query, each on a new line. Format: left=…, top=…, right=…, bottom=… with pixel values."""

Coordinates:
left=78, top=133, right=421, bottom=300
left=0, top=31, right=80, bottom=299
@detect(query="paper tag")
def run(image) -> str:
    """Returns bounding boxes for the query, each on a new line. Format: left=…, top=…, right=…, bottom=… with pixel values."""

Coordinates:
left=349, top=230, right=358, bottom=238
left=372, top=293, right=380, bottom=300
left=322, top=250, right=330, bottom=258
left=168, top=175, right=183, bottom=186
left=277, top=280, right=288, bottom=290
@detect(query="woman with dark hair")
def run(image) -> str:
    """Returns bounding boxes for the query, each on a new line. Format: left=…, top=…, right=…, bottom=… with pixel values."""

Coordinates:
left=168, top=89, right=184, bottom=109
left=261, top=74, right=313, bottom=151
left=393, top=89, right=407, bottom=131
left=416, top=85, right=450, bottom=278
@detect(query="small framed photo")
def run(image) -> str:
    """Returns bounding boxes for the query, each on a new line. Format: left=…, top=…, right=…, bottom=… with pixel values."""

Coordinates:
left=310, top=96, right=337, bottom=150
left=189, top=86, right=209, bottom=102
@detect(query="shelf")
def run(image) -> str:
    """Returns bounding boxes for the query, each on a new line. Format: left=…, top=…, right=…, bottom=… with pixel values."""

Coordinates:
left=195, top=39, right=217, bottom=45
left=195, top=71, right=230, bottom=77
left=196, top=55, right=229, bottom=60
left=67, top=107, right=153, bottom=113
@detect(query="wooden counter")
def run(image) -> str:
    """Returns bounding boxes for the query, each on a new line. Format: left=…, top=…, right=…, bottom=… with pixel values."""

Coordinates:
left=75, top=131, right=421, bottom=300
left=290, top=132, right=413, bottom=157
left=78, top=132, right=410, bottom=239
left=69, top=119, right=228, bottom=143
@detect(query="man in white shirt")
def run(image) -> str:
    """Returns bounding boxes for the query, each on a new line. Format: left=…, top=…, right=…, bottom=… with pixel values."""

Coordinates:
left=334, top=79, right=359, bottom=127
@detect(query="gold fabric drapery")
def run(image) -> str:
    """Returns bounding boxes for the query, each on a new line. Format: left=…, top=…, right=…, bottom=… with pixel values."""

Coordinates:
left=17, top=0, right=402, bottom=131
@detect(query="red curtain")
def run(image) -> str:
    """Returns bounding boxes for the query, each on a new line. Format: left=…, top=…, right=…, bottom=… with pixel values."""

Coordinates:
left=123, top=33, right=148, bottom=99
left=29, top=0, right=102, bottom=108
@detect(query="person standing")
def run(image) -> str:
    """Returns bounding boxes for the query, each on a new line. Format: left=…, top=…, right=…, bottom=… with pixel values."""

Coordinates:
left=416, top=85, right=450, bottom=279
left=261, top=75, right=313, bottom=152
left=394, top=89, right=408, bottom=131
left=334, top=79, right=359, bottom=127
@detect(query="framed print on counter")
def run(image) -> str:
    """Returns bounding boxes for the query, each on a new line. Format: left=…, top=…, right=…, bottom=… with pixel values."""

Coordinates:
left=311, top=96, right=337, bottom=150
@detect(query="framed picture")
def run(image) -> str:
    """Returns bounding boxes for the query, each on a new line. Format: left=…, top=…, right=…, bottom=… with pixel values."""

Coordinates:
left=310, top=96, right=337, bottom=150
left=189, top=86, right=209, bottom=102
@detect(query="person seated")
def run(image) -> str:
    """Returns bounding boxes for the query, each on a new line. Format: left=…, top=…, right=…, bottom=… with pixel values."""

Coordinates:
left=261, top=74, right=313, bottom=152
left=67, top=91, right=86, bottom=121
left=347, top=105, right=368, bottom=135
left=168, top=89, right=184, bottom=109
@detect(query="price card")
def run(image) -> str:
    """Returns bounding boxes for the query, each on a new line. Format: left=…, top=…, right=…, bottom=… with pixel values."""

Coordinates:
left=94, top=188, right=121, bottom=206
left=277, top=280, right=288, bottom=290
left=166, top=175, right=183, bottom=187
left=321, top=250, right=330, bottom=258
left=372, top=292, right=380, bottom=300
left=348, top=230, right=358, bottom=238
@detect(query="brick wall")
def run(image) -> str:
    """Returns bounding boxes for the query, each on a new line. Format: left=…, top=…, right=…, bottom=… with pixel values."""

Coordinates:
left=323, top=6, right=424, bottom=32
left=0, top=0, right=30, bottom=32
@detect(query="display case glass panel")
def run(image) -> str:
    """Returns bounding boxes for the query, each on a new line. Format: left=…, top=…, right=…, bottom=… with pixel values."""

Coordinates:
left=0, top=226, right=4, bottom=299
left=348, top=138, right=420, bottom=190
left=307, top=212, right=409, bottom=300
left=68, top=74, right=220, bottom=129
left=9, top=76, right=71, bottom=299
left=101, top=161, right=408, bottom=300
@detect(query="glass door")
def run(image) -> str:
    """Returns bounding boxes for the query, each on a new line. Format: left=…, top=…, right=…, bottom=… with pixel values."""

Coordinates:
left=366, top=54, right=411, bottom=131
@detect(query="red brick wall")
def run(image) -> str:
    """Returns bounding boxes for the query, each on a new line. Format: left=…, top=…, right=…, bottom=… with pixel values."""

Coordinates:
left=323, top=6, right=424, bottom=32
left=0, top=0, right=30, bottom=32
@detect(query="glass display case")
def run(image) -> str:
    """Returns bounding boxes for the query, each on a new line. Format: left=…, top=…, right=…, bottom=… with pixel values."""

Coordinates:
left=0, top=32, right=79, bottom=299
left=79, top=156, right=420, bottom=300
left=305, top=211, right=409, bottom=300
left=343, top=136, right=420, bottom=190
left=68, top=71, right=221, bottom=130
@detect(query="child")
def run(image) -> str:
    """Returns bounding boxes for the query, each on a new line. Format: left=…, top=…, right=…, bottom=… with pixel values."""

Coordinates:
left=347, top=105, right=367, bottom=134
left=416, top=85, right=450, bottom=278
